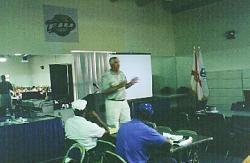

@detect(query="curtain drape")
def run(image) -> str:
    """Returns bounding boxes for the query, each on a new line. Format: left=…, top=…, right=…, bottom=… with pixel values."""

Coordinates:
left=73, top=52, right=110, bottom=99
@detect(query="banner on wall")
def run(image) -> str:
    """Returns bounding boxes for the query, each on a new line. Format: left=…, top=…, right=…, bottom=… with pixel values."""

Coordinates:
left=43, top=5, right=79, bottom=42
left=191, top=47, right=209, bottom=101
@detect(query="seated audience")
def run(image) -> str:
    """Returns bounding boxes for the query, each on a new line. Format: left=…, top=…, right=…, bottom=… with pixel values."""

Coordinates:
left=30, top=86, right=38, bottom=92
left=65, top=99, right=107, bottom=151
left=116, top=103, right=176, bottom=163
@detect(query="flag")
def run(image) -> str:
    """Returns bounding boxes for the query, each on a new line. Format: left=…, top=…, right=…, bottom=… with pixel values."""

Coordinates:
left=191, top=47, right=209, bottom=101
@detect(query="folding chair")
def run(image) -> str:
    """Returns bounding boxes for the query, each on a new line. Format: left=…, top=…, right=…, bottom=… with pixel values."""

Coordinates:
left=102, top=151, right=126, bottom=163
left=62, top=143, right=86, bottom=163
left=156, top=126, right=172, bottom=134
left=175, top=129, right=198, bottom=163
left=97, top=140, right=116, bottom=152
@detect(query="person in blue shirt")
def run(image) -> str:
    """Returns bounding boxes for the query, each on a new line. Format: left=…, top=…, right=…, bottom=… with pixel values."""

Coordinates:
left=116, top=103, right=176, bottom=163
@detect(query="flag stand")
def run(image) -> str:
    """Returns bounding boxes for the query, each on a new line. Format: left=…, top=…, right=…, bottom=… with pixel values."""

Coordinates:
left=191, top=46, right=209, bottom=112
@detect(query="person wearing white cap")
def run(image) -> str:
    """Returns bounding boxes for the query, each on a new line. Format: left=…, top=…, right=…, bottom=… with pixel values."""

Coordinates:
left=65, top=99, right=107, bottom=151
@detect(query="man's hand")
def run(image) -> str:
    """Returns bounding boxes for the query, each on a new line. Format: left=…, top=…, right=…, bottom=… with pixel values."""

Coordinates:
left=130, top=77, right=139, bottom=85
left=126, top=77, right=139, bottom=89
left=168, top=139, right=174, bottom=145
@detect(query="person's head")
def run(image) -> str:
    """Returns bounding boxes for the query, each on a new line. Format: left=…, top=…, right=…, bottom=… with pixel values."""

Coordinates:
left=71, top=99, right=87, bottom=117
left=134, top=103, right=154, bottom=121
left=1, top=75, right=6, bottom=82
left=109, top=57, right=120, bottom=72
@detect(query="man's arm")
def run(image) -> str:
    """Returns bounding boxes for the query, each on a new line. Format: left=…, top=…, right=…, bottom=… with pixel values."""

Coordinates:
left=90, top=110, right=110, bottom=133
left=144, top=127, right=173, bottom=146
left=154, top=138, right=173, bottom=156
left=89, top=122, right=107, bottom=138
left=144, top=128, right=173, bottom=153
left=102, top=81, right=127, bottom=94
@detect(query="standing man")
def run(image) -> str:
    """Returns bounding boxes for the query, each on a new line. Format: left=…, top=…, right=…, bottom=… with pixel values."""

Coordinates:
left=101, top=57, right=138, bottom=128
left=0, top=75, right=13, bottom=115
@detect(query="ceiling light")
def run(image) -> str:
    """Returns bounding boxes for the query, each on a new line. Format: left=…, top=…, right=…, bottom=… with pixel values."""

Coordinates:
left=21, top=54, right=30, bottom=63
left=14, top=53, right=22, bottom=56
left=0, top=58, right=7, bottom=62
left=21, top=57, right=29, bottom=63
left=0, top=56, right=7, bottom=62
left=71, top=50, right=116, bottom=53
left=21, top=59, right=29, bottom=63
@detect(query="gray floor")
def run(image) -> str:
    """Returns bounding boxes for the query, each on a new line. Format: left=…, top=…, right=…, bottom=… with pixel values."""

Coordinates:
left=198, top=153, right=244, bottom=163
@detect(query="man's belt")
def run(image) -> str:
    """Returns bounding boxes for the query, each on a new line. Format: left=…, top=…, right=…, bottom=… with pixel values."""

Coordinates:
left=107, top=99, right=125, bottom=101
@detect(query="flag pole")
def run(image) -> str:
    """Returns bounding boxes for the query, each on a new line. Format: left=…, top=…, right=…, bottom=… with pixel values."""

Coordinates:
left=196, top=46, right=199, bottom=102
left=191, top=46, right=208, bottom=111
left=196, top=46, right=202, bottom=110
left=193, top=46, right=198, bottom=111
left=194, top=46, right=197, bottom=100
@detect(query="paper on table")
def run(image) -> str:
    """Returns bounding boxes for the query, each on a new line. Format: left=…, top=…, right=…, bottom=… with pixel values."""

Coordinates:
left=163, top=132, right=183, bottom=141
left=163, top=132, right=193, bottom=146
left=177, top=136, right=193, bottom=146
left=206, top=110, right=219, bottom=113
left=15, top=117, right=28, bottom=123
left=109, top=128, right=118, bottom=134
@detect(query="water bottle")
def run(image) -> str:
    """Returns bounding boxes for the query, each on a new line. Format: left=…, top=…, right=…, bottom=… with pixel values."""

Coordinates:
left=5, top=108, right=11, bottom=116
left=62, top=104, right=65, bottom=109
left=11, top=111, right=15, bottom=120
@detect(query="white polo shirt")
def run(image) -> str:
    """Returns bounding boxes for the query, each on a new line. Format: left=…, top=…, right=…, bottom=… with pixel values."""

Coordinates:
left=65, top=116, right=105, bottom=150
left=101, top=70, right=127, bottom=100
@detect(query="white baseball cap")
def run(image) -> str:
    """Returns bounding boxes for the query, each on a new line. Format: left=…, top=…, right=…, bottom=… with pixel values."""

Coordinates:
left=71, top=99, right=87, bottom=111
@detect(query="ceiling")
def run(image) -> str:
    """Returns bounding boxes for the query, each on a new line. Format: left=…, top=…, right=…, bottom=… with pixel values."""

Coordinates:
left=168, top=0, right=224, bottom=13
left=113, top=0, right=224, bottom=13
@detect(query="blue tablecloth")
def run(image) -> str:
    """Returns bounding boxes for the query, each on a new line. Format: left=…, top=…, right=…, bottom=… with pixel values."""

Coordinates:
left=0, top=117, right=65, bottom=163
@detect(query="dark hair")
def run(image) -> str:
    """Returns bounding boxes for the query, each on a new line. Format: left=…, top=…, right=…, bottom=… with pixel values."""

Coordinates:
left=109, top=57, right=118, bottom=64
left=82, top=95, right=93, bottom=111
left=73, top=109, right=85, bottom=116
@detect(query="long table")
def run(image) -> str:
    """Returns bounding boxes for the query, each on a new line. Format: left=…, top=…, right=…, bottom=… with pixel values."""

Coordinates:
left=155, top=128, right=213, bottom=154
left=0, top=116, right=65, bottom=163
left=156, top=128, right=213, bottom=162
left=196, top=110, right=250, bottom=118
left=169, top=135, right=213, bottom=153
left=108, top=130, right=212, bottom=152
left=220, top=110, right=250, bottom=117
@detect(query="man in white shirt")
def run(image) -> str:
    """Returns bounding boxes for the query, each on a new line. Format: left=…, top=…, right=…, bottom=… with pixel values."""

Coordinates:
left=65, top=99, right=106, bottom=151
left=101, top=57, right=138, bottom=128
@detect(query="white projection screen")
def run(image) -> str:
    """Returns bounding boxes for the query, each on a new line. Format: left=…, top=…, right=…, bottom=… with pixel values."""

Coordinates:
left=111, top=54, right=152, bottom=99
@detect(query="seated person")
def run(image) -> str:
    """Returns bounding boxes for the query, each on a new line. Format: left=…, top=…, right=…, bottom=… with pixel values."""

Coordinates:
left=65, top=99, right=107, bottom=151
left=116, top=103, right=176, bottom=163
